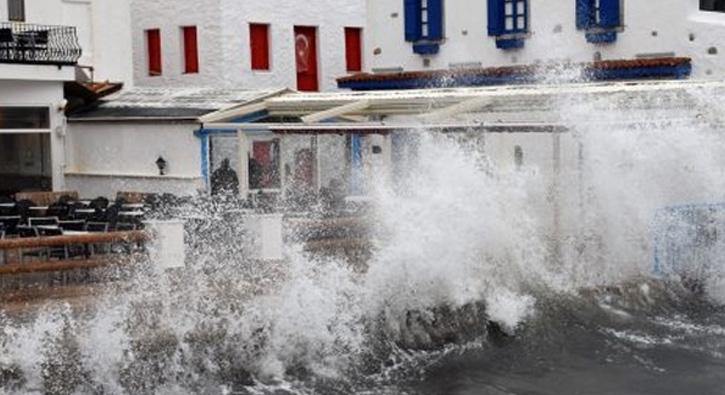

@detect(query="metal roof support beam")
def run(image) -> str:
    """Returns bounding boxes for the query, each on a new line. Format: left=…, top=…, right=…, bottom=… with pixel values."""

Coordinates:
left=198, top=102, right=268, bottom=123
left=300, top=100, right=370, bottom=124
left=418, top=97, right=493, bottom=122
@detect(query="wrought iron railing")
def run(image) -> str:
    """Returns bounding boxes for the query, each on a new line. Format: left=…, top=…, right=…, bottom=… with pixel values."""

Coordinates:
left=0, top=22, right=82, bottom=66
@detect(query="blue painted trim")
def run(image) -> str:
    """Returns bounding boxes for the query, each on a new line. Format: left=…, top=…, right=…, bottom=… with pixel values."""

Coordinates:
left=585, top=31, right=617, bottom=43
left=496, top=38, right=525, bottom=49
left=587, top=64, right=692, bottom=81
left=413, top=42, right=440, bottom=55
left=338, top=64, right=691, bottom=91
left=227, top=110, right=268, bottom=123
left=195, top=128, right=239, bottom=136
left=199, top=133, right=210, bottom=189
left=350, top=134, right=363, bottom=195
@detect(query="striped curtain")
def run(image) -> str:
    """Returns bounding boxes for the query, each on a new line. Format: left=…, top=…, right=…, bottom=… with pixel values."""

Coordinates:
left=7, top=0, right=25, bottom=22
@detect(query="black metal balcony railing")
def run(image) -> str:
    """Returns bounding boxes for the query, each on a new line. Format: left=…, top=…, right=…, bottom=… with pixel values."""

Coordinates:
left=0, top=22, right=82, bottom=66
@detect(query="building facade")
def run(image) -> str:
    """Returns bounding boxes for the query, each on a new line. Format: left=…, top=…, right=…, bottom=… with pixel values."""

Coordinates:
left=0, top=0, right=132, bottom=197
left=342, top=0, right=725, bottom=89
left=130, top=0, right=366, bottom=92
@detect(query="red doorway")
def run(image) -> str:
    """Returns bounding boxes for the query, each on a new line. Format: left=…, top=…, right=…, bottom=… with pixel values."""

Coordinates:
left=294, top=26, right=319, bottom=92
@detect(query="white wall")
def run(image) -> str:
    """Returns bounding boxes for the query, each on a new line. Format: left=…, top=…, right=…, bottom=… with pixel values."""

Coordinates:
left=130, top=0, right=366, bottom=90
left=0, top=80, right=67, bottom=191
left=366, top=0, right=725, bottom=79
left=65, top=121, right=203, bottom=198
left=1, top=0, right=133, bottom=84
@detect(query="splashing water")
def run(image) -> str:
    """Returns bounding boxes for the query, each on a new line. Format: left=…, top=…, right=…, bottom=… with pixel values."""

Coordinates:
left=3, top=82, right=725, bottom=394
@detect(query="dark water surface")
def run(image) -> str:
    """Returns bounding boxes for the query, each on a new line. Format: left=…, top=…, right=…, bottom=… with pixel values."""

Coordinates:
left=408, top=291, right=725, bottom=395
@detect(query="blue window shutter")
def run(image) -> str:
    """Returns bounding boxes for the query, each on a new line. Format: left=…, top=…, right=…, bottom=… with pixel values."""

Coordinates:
left=599, top=0, right=621, bottom=28
left=575, top=0, right=593, bottom=30
left=428, top=0, right=444, bottom=40
left=487, top=0, right=504, bottom=36
left=404, top=0, right=422, bottom=42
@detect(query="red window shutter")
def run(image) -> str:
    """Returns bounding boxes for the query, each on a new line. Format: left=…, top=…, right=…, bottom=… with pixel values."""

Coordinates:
left=250, top=24, right=270, bottom=70
left=183, top=26, right=199, bottom=73
left=147, top=29, right=162, bottom=76
left=344, top=27, right=362, bottom=72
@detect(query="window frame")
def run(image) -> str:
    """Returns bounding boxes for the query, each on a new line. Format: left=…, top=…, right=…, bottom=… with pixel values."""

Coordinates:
left=700, top=0, right=725, bottom=12
left=146, top=28, right=162, bottom=77
left=181, top=26, right=199, bottom=74
left=344, top=27, right=363, bottom=72
left=7, top=0, right=25, bottom=22
left=503, top=0, right=528, bottom=34
left=249, top=23, right=271, bottom=71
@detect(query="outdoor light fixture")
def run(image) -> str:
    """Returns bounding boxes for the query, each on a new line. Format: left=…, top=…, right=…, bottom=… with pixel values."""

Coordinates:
left=156, top=156, right=167, bottom=175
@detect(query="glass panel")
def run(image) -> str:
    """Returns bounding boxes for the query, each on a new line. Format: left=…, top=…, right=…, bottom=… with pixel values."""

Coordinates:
left=505, top=17, right=514, bottom=30
left=250, top=140, right=281, bottom=190
left=505, top=2, right=514, bottom=15
left=0, top=107, right=50, bottom=129
left=517, top=1, right=525, bottom=14
left=517, top=16, right=526, bottom=29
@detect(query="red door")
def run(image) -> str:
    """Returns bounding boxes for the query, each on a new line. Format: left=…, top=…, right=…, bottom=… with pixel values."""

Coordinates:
left=294, top=26, right=319, bottom=92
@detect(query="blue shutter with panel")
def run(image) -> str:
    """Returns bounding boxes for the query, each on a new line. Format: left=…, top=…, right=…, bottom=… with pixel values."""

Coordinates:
left=487, top=0, right=504, bottom=36
left=427, top=0, right=444, bottom=40
left=598, top=0, right=621, bottom=28
left=575, top=0, right=593, bottom=30
left=404, top=0, right=422, bottom=42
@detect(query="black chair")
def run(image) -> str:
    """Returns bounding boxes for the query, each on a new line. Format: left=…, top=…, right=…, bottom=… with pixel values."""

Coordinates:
left=0, top=28, right=13, bottom=59
left=14, top=199, right=34, bottom=220
left=115, top=222, right=136, bottom=231
left=38, top=227, right=69, bottom=260
left=29, top=217, right=59, bottom=227
left=17, top=226, right=44, bottom=262
left=85, top=222, right=109, bottom=255
left=0, top=226, right=5, bottom=264
left=58, top=220, right=85, bottom=232
left=85, top=222, right=109, bottom=233
left=0, top=216, right=21, bottom=236
left=90, top=197, right=110, bottom=210
left=46, top=202, right=70, bottom=220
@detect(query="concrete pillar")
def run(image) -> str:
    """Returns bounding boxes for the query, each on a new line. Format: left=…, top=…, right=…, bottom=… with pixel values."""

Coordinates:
left=50, top=103, right=67, bottom=191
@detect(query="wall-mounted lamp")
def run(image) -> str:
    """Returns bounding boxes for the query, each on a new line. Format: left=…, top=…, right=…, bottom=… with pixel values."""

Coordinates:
left=156, top=156, right=167, bottom=176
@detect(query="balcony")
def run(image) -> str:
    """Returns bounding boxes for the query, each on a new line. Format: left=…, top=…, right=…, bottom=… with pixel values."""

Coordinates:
left=0, top=22, right=82, bottom=66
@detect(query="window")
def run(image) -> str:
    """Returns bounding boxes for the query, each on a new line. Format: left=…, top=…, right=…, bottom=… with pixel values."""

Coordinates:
left=488, top=0, right=528, bottom=49
left=701, top=0, right=725, bottom=12
left=503, top=0, right=527, bottom=33
left=575, top=0, right=621, bottom=43
left=0, top=107, right=49, bottom=129
left=146, top=29, right=162, bottom=76
left=344, top=27, right=362, bottom=72
left=404, top=0, right=443, bottom=54
left=182, top=26, right=199, bottom=74
left=249, top=140, right=280, bottom=190
left=7, top=0, right=24, bottom=22
left=249, top=23, right=270, bottom=70
left=576, top=0, right=620, bottom=29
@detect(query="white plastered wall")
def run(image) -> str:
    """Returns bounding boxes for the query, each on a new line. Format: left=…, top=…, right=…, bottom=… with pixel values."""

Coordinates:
left=64, top=121, right=203, bottom=198
left=0, top=80, right=67, bottom=191
left=130, top=0, right=366, bottom=90
left=366, top=0, right=725, bottom=79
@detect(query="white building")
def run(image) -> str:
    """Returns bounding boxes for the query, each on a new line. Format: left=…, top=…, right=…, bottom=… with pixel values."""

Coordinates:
left=130, top=0, right=366, bottom=92
left=339, top=0, right=725, bottom=90
left=0, top=0, right=133, bottom=198
left=65, top=87, right=286, bottom=198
